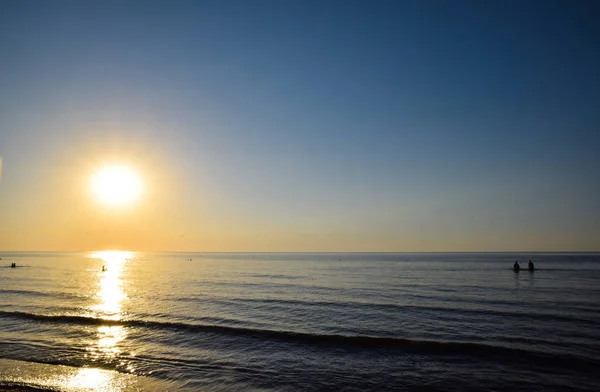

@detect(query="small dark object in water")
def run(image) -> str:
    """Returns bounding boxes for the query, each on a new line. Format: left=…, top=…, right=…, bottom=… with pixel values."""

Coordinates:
left=528, top=260, right=535, bottom=272
left=513, top=261, right=520, bottom=273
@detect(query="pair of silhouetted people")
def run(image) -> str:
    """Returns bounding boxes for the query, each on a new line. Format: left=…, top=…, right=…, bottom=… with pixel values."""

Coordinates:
left=10, top=263, right=16, bottom=268
left=513, top=260, right=535, bottom=272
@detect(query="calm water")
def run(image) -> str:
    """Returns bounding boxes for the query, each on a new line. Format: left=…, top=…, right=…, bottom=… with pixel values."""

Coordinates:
left=1, top=252, right=599, bottom=391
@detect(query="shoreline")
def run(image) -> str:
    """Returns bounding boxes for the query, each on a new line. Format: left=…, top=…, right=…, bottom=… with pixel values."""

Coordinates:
left=0, top=358, right=180, bottom=392
left=0, top=386, right=55, bottom=392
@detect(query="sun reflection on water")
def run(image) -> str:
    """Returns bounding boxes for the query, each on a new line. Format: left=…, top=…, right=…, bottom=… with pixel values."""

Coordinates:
left=85, top=251, right=133, bottom=372
left=91, top=251, right=131, bottom=319
left=97, top=325, right=126, bottom=355
left=67, top=368, right=112, bottom=389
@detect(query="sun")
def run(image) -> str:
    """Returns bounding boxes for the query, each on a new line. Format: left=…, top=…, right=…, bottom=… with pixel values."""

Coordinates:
left=90, top=165, right=143, bottom=206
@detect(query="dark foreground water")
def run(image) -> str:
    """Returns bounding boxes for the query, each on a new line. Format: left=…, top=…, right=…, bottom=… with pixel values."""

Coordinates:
left=1, top=252, right=599, bottom=391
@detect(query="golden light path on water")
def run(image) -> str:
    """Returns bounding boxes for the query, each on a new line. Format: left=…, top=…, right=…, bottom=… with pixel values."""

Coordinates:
left=93, top=250, right=129, bottom=319
left=70, top=251, right=133, bottom=390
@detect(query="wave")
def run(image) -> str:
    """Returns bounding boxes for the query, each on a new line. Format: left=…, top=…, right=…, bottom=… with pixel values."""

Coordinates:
left=171, top=296, right=600, bottom=326
left=0, top=289, right=86, bottom=300
left=0, top=310, right=597, bottom=369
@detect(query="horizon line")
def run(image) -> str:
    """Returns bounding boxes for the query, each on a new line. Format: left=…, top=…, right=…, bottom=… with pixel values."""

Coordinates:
left=1, top=250, right=600, bottom=254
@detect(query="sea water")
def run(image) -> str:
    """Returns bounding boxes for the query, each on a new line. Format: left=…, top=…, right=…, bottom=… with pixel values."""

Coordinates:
left=1, top=252, right=599, bottom=391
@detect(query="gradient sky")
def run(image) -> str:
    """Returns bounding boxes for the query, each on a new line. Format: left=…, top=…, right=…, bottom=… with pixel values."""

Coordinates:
left=1, top=0, right=599, bottom=251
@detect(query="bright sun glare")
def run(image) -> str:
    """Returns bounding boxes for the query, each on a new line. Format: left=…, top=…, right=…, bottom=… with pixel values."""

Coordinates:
left=90, top=165, right=142, bottom=206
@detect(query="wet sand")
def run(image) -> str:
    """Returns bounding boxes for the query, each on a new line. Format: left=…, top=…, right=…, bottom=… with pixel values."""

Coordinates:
left=0, top=358, right=179, bottom=391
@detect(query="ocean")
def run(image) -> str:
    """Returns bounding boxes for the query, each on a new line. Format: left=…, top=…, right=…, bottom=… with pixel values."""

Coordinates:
left=0, top=252, right=599, bottom=391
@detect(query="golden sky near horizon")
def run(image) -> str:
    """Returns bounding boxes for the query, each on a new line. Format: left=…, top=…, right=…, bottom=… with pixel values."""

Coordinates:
left=0, top=132, right=594, bottom=253
left=0, top=145, right=592, bottom=254
left=0, top=130, right=596, bottom=253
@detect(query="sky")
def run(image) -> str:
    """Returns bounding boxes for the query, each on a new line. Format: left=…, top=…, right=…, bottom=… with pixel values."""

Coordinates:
left=1, top=0, right=599, bottom=252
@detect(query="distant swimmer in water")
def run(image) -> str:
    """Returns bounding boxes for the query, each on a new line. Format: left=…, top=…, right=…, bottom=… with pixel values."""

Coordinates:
left=528, top=260, right=535, bottom=272
left=513, top=261, right=520, bottom=272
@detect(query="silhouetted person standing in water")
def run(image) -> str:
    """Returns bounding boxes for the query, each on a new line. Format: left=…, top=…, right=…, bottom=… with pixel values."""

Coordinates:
left=528, top=260, right=535, bottom=272
left=513, top=261, right=520, bottom=272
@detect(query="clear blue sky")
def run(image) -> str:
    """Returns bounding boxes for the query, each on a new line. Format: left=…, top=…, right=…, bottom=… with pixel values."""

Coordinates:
left=1, top=0, right=599, bottom=251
